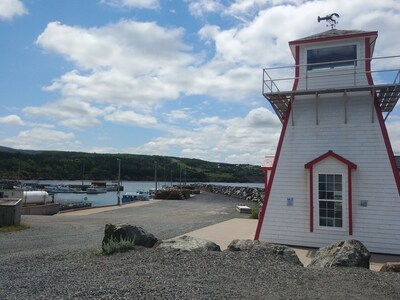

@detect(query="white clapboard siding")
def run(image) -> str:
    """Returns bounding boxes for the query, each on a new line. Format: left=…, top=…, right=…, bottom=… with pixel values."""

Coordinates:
left=259, top=91, right=400, bottom=254
left=296, top=39, right=368, bottom=91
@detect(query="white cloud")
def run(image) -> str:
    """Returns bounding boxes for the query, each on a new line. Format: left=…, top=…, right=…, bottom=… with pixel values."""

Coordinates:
left=131, top=107, right=281, bottom=164
left=24, top=99, right=102, bottom=129
left=187, top=0, right=224, bottom=17
left=163, top=109, right=192, bottom=123
left=387, top=118, right=400, bottom=154
left=0, top=0, right=27, bottom=21
left=36, top=20, right=194, bottom=109
left=3, top=128, right=77, bottom=150
left=0, top=114, right=24, bottom=126
left=105, top=110, right=157, bottom=127
left=101, top=0, right=159, bottom=9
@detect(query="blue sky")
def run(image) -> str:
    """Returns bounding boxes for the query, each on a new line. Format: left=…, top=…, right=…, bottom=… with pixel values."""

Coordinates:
left=0, top=0, right=399, bottom=165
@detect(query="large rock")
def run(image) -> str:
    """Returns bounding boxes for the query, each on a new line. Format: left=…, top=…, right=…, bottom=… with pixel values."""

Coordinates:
left=158, top=235, right=221, bottom=252
left=227, top=239, right=302, bottom=265
left=102, top=223, right=158, bottom=250
left=308, top=240, right=370, bottom=269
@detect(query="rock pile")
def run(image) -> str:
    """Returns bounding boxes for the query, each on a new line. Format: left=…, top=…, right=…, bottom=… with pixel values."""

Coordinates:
left=191, top=184, right=264, bottom=204
left=102, top=224, right=382, bottom=273
left=102, top=223, right=158, bottom=251
left=308, top=239, right=371, bottom=269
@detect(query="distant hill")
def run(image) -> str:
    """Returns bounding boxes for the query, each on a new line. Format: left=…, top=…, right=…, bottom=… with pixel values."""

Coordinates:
left=0, top=146, right=264, bottom=183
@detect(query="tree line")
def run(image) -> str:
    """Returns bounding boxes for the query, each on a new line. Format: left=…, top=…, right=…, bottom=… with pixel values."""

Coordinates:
left=0, top=147, right=264, bottom=183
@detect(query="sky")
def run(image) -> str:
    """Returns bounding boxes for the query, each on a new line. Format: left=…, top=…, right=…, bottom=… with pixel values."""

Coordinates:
left=0, top=0, right=399, bottom=165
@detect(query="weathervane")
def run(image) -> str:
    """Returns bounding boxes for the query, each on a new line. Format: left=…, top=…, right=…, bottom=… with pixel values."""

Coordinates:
left=318, top=13, right=339, bottom=29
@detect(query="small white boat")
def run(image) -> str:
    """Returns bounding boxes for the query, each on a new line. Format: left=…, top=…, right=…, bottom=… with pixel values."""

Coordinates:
left=45, top=184, right=81, bottom=194
left=86, top=186, right=107, bottom=194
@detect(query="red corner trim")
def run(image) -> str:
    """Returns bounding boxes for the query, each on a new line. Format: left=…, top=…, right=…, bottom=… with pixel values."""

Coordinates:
left=292, top=46, right=300, bottom=91
left=348, top=166, right=353, bottom=235
left=309, top=166, right=314, bottom=232
left=365, top=38, right=400, bottom=195
left=254, top=102, right=293, bottom=240
left=365, top=38, right=373, bottom=85
left=373, top=97, right=400, bottom=195
left=261, top=167, right=273, bottom=171
left=304, top=150, right=357, bottom=169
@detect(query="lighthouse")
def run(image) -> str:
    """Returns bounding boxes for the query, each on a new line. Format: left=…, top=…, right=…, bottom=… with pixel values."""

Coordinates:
left=255, top=18, right=400, bottom=254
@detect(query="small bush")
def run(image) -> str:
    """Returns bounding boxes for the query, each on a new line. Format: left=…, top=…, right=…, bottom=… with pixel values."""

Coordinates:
left=102, top=237, right=135, bottom=255
left=251, top=205, right=260, bottom=219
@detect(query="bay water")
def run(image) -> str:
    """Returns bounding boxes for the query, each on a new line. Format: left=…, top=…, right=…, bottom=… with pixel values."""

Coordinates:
left=22, top=180, right=264, bottom=207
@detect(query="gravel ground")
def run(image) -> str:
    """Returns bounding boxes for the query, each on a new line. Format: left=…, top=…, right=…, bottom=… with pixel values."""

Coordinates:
left=1, top=192, right=400, bottom=299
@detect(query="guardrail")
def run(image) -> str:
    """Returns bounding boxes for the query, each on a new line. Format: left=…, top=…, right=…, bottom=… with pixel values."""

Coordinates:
left=263, top=55, right=400, bottom=94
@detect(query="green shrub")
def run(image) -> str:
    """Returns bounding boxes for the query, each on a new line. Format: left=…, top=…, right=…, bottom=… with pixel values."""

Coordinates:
left=102, top=237, right=135, bottom=255
left=0, top=224, right=30, bottom=233
left=251, top=205, right=260, bottom=219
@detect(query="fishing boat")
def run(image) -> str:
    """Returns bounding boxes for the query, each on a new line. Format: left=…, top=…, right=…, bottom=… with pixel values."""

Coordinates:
left=121, top=191, right=150, bottom=203
left=44, top=184, right=82, bottom=194
left=86, top=185, right=107, bottom=194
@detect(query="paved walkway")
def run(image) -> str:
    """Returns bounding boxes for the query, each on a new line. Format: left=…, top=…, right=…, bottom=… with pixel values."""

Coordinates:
left=59, top=200, right=160, bottom=216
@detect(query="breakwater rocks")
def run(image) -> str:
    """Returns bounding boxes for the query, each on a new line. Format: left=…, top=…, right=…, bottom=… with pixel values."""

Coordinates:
left=192, top=184, right=264, bottom=204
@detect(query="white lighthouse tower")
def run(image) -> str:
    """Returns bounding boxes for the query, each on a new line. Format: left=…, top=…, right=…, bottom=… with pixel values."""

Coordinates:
left=255, top=16, right=400, bottom=254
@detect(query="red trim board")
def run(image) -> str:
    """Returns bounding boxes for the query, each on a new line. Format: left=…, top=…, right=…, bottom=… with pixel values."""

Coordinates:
left=305, top=151, right=356, bottom=234
left=292, top=46, right=300, bottom=91
left=254, top=102, right=293, bottom=240
left=289, top=31, right=377, bottom=46
left=255, top=43, right=300, bottom=240
left=305, top=150, right=357, bottom=170
left=309, top=166, right=313, bottom=232
left=364, top=38, right=400, bottom=195
left=348, top=166, right=353, bottom=235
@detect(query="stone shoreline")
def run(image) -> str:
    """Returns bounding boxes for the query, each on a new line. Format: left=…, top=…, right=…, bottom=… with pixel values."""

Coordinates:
left=192, top=183, right=264, bottom=205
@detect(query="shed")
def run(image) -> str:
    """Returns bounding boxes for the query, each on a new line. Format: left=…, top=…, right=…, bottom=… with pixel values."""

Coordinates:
left=0, top=199, right=22, bottom=226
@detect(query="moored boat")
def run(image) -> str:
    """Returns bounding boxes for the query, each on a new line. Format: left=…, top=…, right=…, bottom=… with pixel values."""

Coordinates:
left=86, top=185, right=107, bottom=194
left=121, top=191, right=150, bottom=203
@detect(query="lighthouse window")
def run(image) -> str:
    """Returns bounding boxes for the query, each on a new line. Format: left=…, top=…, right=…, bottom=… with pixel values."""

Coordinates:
left=318, top=174, right=343, bottom=228
left=307, top=45, right=357, bottom=70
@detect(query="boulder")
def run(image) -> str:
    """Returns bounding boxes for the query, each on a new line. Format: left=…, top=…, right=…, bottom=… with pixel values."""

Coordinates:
left=308, top=239, right=370, bottom=269
left=227, top=239, right=302, bottom=265
left=158, top=235, right=221, bottom=252
left=380, top=263, right=400, bottom=272
left=102, top=223, right=158, bottom=250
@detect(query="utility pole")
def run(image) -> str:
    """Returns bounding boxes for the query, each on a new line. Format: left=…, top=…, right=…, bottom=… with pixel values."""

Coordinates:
left=81, top=160, right=85, bottom=189
left=117, top=158, right=121, bottom=206
left=154, top=161, right=158, bottom=193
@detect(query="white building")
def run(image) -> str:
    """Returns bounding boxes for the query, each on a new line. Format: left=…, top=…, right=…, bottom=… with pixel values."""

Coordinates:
left=256, top=28, right=400, bottom=254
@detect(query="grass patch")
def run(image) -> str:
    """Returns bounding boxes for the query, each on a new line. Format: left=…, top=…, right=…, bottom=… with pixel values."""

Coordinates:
left=0, top=224, right=30, bottom=233
left=102, top=237, right=135, bottom=255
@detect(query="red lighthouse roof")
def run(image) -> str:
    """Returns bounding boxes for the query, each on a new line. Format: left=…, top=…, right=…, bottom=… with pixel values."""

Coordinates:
left=290, top=29, right=377, bottom=44
left=288, top=29, right=378, bottom=59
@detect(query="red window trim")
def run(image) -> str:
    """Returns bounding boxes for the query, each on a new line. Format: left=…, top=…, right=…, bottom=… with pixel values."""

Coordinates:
left=305, top=150, right=357, bottom=235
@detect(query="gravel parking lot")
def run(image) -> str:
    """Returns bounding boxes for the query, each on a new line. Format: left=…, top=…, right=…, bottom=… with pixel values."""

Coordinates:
left=0, top=192, right=250, bottom=256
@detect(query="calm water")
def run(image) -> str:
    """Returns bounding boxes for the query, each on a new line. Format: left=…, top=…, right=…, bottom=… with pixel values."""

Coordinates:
left=22, top=180, right=264, bottom=207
